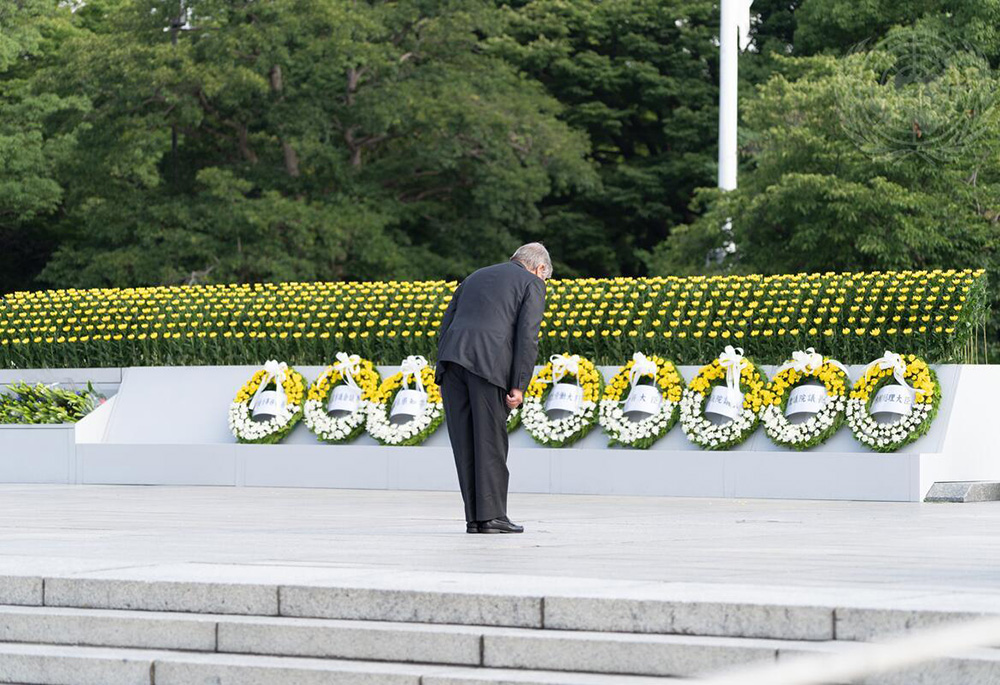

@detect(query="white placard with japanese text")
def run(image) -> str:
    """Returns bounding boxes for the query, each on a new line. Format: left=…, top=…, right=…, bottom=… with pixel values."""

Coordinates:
left=705, top=386, right=743, bottom=421
left=870, top=384, right=914, bottom=417
left=252, top=390, right=286, bottom=419
left=328, top=385, right=362, bottom=413
left=785, top=384, right=828, bottom=417
left=623, top=385, right=663, bottom=417
left=391, top=389, right=427, bottom=418
left=546, top=383, right=584, bottom=413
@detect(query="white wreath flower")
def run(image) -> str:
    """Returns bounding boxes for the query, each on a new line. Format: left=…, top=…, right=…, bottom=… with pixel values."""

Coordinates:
left=599, top=352, right=683, bottom=448
left=365, top=356, right=444, bottom=446
left=229, top=360, right=306, bottom=444
left=521, top=353, right=603, bottom=447
left=679, top=346, right=767, bottom=450
left=303, top=353, right=381, bottom=444
left=760, top=348, right=850, bottom=450
left=846, top=352, right=940, bottom=452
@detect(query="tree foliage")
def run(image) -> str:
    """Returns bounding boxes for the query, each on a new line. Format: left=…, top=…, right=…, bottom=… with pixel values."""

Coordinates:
left=2, top=0, right=1000, bottom=352
left=13, top=0, right=596, bottom=288
left=490, top=0, right=720, bottom=276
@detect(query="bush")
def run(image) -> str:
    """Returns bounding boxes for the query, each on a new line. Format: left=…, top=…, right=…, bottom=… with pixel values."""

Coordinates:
left=0, top=269, right=988, bottom=369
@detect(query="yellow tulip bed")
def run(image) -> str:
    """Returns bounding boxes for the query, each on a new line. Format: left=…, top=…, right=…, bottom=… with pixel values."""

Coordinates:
left=0, top=269, right=987, bottom=369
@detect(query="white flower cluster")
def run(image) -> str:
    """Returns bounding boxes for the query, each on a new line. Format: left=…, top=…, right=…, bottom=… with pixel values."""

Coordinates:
left=761, top=395, right=845, bottom=447
left=599, top=398, right=677, bottom=447
left=679, top=388, right=756, bottom=449
left=366, top=400, right=443, bottom=445
left=304, top=398, right=370, bottom=443
left=229, top=401, right=300, bottom=442
left=521, top=396, right=597, bottom=446
left=507, top=406, right=520, bottom=429
left=846, top=398, right=932, bottom=450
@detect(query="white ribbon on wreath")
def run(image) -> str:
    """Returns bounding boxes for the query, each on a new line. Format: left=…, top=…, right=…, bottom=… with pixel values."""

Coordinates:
left=628, top=352, right=658, bottom=389
left=250, top=360, right=288, bottom=410
left=549, top=353, right=582, bottom=384
left=863, top=351, right=923, bottom=397
left=619, top=352, right=660, bottom=406
left=718, top=345, right=748, bottom=394
left=776, top=347, right=851, bottom=382
left=333, top=352, right=362, bottom=390
left=400, top=355, right=428, bottom=393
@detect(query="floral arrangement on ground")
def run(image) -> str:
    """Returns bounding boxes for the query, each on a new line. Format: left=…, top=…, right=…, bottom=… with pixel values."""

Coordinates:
left=680, top=346, right=767, bottom=450
left=229, top=361, right=306, bottom=444
left=521, top=353, right=603, bottom=447
left=0, top=381, right=104, bottom=424
left=846, top=352, right=940, bottom=452
left=599, top=352, right=683, bottom=448
left=760, top=348, right=849, bottom=450
left=303, top=353, right=381, bottom=444
left=366, top=355, right=443, bottom=446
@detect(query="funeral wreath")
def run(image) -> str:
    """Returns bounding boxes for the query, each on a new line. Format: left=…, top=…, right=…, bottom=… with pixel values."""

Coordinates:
left=680, top=346, right=767, bottom=450
left=229, top=360, right=306, bottom=444
left=761, top=348, right=850, bottom=450
left=521, top=353, right=603, bottom=447
left=599, top=352, right=683, bottom=448
left=846, top=351, right=941, bottom=452
left=303, top=353, right=381, bottom=444
left=366, top=355, right=444, bottom=446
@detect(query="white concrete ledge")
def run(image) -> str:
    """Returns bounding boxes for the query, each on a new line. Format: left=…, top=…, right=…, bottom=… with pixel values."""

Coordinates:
left=2, top=363, right=998, bottom=502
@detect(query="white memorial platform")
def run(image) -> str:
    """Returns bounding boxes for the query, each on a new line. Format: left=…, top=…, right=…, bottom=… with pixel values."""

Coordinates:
left=2, top=364, right=999, bottom=501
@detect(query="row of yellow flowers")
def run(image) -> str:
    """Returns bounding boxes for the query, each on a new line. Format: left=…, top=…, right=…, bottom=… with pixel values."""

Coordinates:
left=0, top=269, right=987, bottom=369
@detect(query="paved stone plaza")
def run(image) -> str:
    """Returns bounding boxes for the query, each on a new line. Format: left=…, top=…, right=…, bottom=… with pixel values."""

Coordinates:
left=0, top=485, right=999, bottom=683
left=0, top=484, right=998, bottom=593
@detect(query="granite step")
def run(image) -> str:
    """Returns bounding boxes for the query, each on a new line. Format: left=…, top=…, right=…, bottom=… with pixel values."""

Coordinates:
left=0, top=603, right=992, bottom=681
left=0, top=643, right=675, bottom=685
left=0, top=639, right=996, bottom=685
left=18, top=572, right=1000, bottom=645
left=0, top=604, right=806, bottom=677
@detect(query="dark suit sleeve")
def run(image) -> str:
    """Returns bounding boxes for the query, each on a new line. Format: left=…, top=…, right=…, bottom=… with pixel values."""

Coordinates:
left=508, top=278, right=546, bottom=391
left=438, top=281, right=464, bottom=337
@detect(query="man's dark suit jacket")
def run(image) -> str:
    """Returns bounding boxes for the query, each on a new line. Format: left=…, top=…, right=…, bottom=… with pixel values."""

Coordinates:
left=435, top=261, right=546, bottom=392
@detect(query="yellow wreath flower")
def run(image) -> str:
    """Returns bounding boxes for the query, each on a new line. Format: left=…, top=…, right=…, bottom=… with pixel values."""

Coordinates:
left=522, top=352, right=603, bottom=447
left=230, top=361, right=306, bottom=444
left=599, top=353, right=684, bottom=448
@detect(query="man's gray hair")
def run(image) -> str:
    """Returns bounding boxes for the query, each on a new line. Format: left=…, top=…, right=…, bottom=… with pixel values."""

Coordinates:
left=510, top=242, right=553, bottom=279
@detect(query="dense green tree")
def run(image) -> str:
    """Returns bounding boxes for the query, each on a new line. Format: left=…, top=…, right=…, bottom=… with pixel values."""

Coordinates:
left=2, top=0, right=1000, bottom=337
left=648, top=46, right=1000, bottom=336
left=0, top=0, right=87, bottom=293
left=490, top=0, right=720, bottom=277
left=792, top=0, right=1000, bottom=63
left=35, top=0, right=594, bottom=287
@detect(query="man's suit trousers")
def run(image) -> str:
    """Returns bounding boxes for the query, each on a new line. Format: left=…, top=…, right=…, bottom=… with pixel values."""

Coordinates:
left=440, top=362, right=510, bottom=523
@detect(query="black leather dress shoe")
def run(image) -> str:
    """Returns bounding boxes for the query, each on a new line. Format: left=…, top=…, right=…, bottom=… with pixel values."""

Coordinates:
left=466, top=521, right=480, bottom=534
left=479, top=517, right=524, bottom=534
